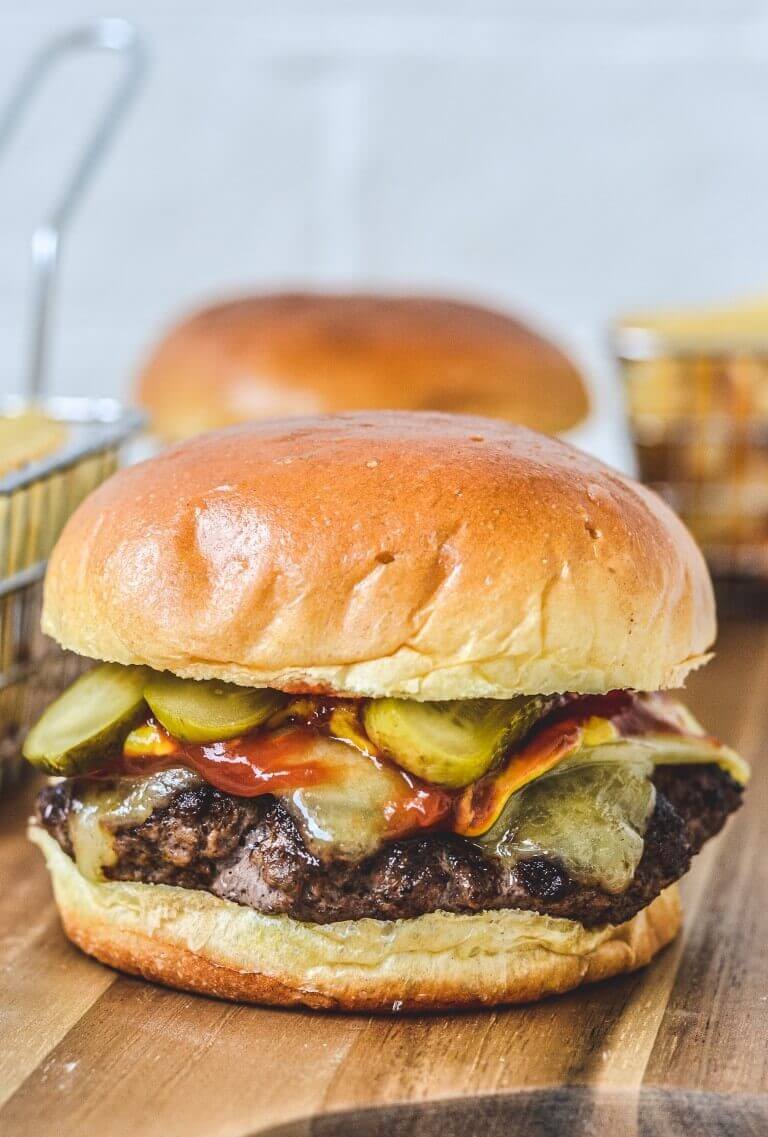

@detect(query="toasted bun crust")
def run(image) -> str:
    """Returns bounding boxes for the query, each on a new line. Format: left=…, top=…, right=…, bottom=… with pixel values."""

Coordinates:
left=135, top=293, right=588, bottom=441
left=42, top=412, right=715, bottom=699
left=31, top=828, right=681, bottom=1011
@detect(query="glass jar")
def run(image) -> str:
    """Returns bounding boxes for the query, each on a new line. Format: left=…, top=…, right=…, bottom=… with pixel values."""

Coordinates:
left=616, top=318, right=768, bottom=604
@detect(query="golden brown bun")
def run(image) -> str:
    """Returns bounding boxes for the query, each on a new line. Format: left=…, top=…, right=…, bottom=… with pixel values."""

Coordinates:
left=135, top=293, right=589, bottom=441
left=31, top=828, right=681, bottom=1012
left=42, top=412, right=715, bottom=699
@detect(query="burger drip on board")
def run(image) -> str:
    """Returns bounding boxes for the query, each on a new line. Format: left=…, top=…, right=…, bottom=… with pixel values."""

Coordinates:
left=25, top=413, right=747, bottom=1011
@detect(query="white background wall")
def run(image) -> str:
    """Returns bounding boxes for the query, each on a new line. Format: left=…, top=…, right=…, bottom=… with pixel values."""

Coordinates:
left=3, top=1, right=768, bottom=441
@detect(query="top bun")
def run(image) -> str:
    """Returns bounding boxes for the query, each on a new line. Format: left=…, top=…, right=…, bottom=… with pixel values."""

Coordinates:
left=42, top=413, right=714, bottom=695
left=43, top=413, right=714, bottom=700
left=135, top=293, right=588, bottom=441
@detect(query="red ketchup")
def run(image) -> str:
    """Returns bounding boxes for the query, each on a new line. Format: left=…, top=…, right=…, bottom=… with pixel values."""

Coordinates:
left=108, top=723, right=455, bottom=839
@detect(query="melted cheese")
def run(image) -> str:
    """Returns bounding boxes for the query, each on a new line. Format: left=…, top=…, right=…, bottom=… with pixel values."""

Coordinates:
left=456, top=716, right=749, bottom=840
left=68, top=768, right=201, bottom=881
left=634, top=734, right=750, bottom=785
left=276, top=736, right=406, bottom=861
left=477, top=756, right=656, bottom=894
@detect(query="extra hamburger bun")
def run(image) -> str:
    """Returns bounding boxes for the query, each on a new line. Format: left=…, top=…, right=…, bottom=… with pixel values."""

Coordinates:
left=42, top=412, right=715, bottom=701
left=31, top=828, right=681, bottom=1012
left=135, top=293, right=589, bottom=441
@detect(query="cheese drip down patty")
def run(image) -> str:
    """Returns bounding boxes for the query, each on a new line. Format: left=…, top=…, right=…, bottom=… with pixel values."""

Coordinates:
left=35, top=689, right=747, bottom=926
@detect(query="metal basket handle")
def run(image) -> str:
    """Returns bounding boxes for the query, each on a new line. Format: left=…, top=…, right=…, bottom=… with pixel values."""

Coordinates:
left=0, top=18, right=147, bottom=399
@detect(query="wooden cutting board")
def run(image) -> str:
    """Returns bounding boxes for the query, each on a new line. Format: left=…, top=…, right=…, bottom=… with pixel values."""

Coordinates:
left=1, top=620, right=766, bottom=1137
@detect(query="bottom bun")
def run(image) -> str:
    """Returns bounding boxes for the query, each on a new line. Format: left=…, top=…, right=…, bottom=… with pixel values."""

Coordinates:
left=31, top=827, right=681, bottom=1012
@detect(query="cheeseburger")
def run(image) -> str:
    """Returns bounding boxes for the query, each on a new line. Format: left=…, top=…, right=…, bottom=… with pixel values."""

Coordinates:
left=26, top=413, right=747, bottom=1011
left=135, top=293, right=588, bottom=441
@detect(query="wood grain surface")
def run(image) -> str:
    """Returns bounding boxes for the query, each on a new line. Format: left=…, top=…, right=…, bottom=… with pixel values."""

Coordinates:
left=0, top=620, right=766, bottom=1137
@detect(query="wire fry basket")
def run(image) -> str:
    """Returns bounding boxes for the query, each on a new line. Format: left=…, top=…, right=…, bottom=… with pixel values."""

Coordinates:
left=0, top=566, right=81, bottom=794
left=0, top=20, right=146, bottom=792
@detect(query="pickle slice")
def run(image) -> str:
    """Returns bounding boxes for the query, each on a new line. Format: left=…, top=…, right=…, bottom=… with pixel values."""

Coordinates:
left=23, top=664, right=149, bottom=775
left=362, top=696, right=548, bottom=788
left=143, top=674, right=288, bottom=743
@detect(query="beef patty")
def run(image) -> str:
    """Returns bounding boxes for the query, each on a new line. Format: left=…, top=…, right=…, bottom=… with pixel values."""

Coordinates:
left=37, top=764, right=741, bottom=927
